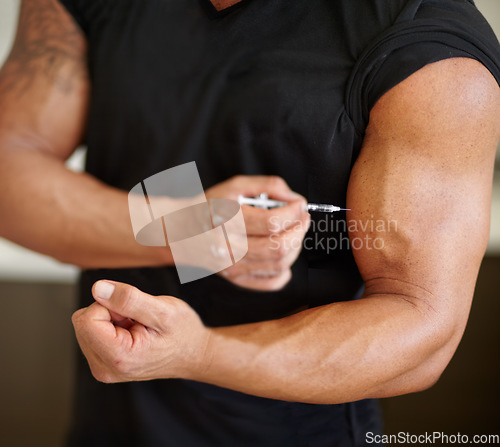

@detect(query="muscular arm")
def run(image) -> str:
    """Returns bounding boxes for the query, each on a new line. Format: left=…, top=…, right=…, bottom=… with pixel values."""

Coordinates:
left=191, top=58, right=500, bottom=403
left=0, top=0, right=172, bottom=268
left=71, top=58, right=499, bottom=399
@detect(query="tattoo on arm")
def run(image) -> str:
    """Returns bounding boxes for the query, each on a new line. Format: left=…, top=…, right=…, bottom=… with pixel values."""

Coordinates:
left=0, top=0, right=88, bottom=100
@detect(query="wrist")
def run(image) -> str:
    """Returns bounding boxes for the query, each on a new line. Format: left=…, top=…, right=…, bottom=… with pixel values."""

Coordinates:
left=184, top=326, right=216, bottom=381
left=185, top=323, right=266, bottom=388
left=133, top=244, right=175, bottom=268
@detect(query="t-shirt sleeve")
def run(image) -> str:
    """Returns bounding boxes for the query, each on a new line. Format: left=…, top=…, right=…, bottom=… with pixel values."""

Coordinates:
left=345, top=0, right=500, bottom=135
left=58, top=0, right=89, bottom=34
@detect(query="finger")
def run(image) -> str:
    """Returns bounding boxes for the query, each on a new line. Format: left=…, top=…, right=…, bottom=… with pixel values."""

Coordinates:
left=73, top=301, right=112, bottom=323
left=72, top=303, right=132, bottom=361
left=222, top=243, right=300, bottom=278
left=109, top=310, right=135, bottom=329
left=72, top=303, right=133, bottom=345
left=230, top=176, right=305, bottom=203
left=220, top=213, right=309, bottom=280
left=228, top=241, right=297, bottom=272
left=242, top=200, right=307, bottom=235
left=80, top=303, right=134, bottom=330
left=221, top=242, right=303, bottom=281
left=222, top=259, right=287, bottom=280
left=229, top=268, right=292, bottom=291
left=92, top=280, right=167, bottom=331
left=243, top=212, right=311, bottom=261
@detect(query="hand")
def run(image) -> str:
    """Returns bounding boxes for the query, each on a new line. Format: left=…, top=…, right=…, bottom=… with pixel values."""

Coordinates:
left=71, top=280, right=211, bottom=383
left=206, top=176, right=310, bottom=291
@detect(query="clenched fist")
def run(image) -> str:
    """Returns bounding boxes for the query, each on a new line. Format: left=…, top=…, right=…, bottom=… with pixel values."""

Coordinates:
left=72, top=281, right=212, bottom=383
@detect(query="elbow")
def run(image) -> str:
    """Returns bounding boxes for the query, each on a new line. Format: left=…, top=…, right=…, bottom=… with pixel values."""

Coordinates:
left=402, top=315, right=464, bottom=395
left=374, top=346, right=453, bottom=399
left=410, top=357, right=448, bottom=393
left=372, top=308, right=466, bottom=399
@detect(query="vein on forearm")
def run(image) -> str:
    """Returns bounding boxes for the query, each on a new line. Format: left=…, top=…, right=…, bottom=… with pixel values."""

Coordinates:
left=203, top=294, right=441, bottom=404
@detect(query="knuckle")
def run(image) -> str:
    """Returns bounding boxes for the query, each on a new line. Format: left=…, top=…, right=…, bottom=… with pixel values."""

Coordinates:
left=231, top=175, right=245, bottom=185
left=292, top=218, right=308, bottom=236
left=266, top=215, right=282, bottom=234
left=266, top=175, right=286, bottom=192
left=273, top=258, right=289, bottom=272
left=268, top=235, right=288, bottom=258
left=112, top=359, right=128, bottom=376
left=263, top=278, right=284, bottom=292
left=71, top=310, right=82, bottom=326
left=108, top=350, right=133, bottom=377
left=91, top=365, right=114, bottom=383
left=120, top=286, right=140, bottom=315
left=157, top=297, right=184, bottom=327
left=269, top=270, right=292, bottom=291
left=276, top=241, right=289, bottom=258
left=96, top=370, right=116, bottom=384
left=71, top=309, right=89, bottom=331
left=156, top=306, right=172, bottom=327
left=220, top=267, right=240, bottom=279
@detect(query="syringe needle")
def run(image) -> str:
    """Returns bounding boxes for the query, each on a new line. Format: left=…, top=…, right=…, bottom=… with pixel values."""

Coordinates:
left=307, top=203, right=350, bottom=213
left=238, top=195, right=349, bottom=212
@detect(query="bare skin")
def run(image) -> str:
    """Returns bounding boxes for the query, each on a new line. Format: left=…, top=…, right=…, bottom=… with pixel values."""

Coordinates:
left=2, top=0, right=499, bottom=403
left=72, top=58, right=500, bottom=403
left=210, top=0, right=243, bottom=12
left=0, top=0, right=307, bottom=291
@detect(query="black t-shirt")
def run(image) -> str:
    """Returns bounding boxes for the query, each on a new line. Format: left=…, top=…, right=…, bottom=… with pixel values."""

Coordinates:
left=58, top=0, right=500, bottom=445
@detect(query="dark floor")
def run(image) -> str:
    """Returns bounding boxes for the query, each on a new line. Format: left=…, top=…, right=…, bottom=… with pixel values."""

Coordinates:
left=0, top=257, right=498, bottom=446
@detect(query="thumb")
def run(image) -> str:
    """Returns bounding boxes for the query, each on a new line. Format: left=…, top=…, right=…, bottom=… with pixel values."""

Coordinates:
left=92, top=280, right=164, bottom=330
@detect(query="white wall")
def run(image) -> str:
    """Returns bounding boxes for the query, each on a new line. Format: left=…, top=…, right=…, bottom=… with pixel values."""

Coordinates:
left=0, top=0, right=499, bottom=282
left=476, top=0, right=500, bottom=38
left=0, top=0, right=19, bottom=62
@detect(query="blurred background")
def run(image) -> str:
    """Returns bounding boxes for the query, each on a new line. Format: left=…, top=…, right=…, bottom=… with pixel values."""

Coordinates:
left=0, top=0, right=499, bottom=445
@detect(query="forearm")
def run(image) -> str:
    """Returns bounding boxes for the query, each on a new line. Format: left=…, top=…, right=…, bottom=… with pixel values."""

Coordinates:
left=0, top=143, right=173, bottom=268
left=196, top=295, right=455, bottom=404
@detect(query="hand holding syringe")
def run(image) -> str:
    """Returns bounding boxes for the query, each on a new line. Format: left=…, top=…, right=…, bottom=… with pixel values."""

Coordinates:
left=238, top=193, right=349, bottom=212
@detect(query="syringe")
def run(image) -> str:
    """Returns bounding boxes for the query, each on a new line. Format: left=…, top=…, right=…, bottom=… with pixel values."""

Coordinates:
left=238, top=194, right=349, bottom=213
left=306, top=203, right=349, bottom=213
